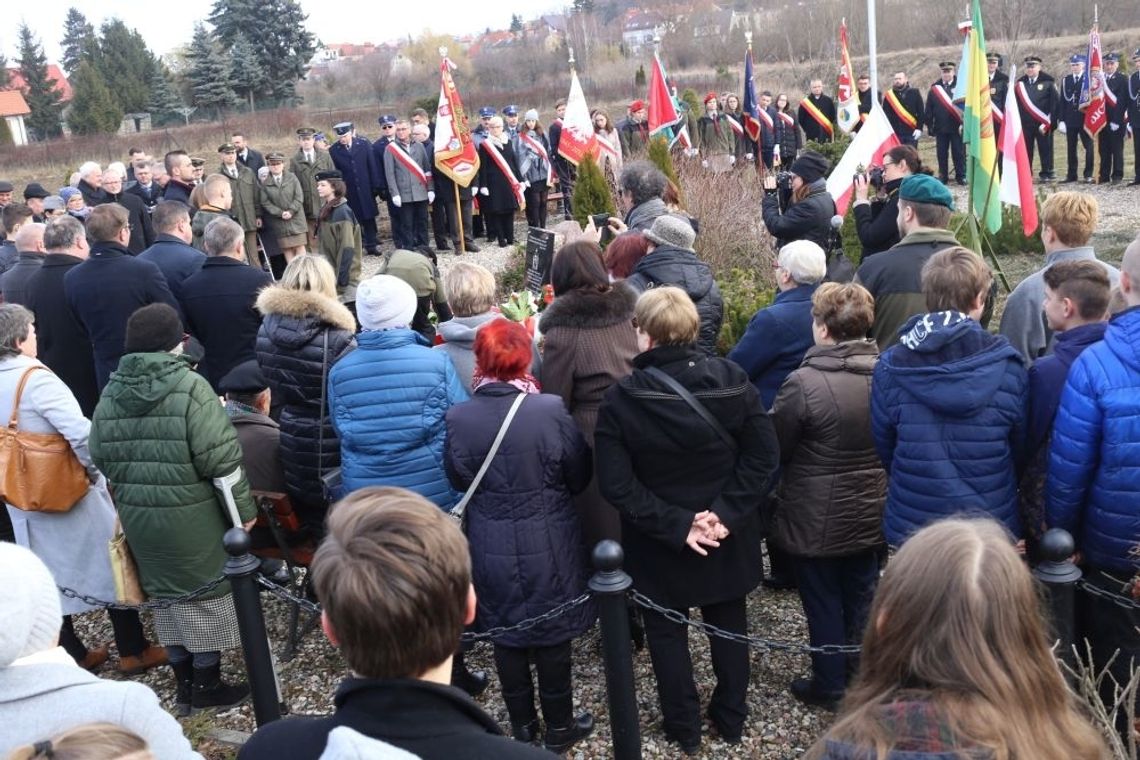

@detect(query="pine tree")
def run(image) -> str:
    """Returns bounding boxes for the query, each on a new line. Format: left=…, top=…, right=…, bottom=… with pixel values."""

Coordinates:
left=229, top=31, right=266, bottom=112
left=17, top=24, right=64, bottom=140
left=569, top=157, right=616, bottom=227
left=60, top=8, right=96, bottom=75
left=186, top=23, right=237, bottom=119
left=647, top=136, right=682, bottom=206
left=97, top=20, right=156, bottom=114
left=67, top=60, right=123, bottom=135
left=208, top=0, right=316, bottom=106
left=510, top=14, right=524, bottom=33
left=147, top=63, right=185, bottom=127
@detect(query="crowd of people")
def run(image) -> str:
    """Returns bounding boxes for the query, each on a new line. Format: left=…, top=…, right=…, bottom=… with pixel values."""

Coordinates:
left=0, top=87, right=1137, bottom=760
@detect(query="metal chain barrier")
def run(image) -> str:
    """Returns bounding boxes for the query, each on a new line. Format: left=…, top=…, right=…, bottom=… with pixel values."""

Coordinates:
left=57, top=575, right=228, bottom=611
left=1077, top=576, right=1140, bottom=610
left=630, top=589, right=863, bottom=655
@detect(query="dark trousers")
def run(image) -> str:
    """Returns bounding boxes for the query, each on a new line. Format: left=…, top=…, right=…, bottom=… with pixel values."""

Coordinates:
left=553, top=158, right=575, bottom=218
left=391, top=201, right=429, bottom=249
left=1132, top=126, right=1140, bottom=181
left=485, top=211, right=516, bottom=245
left=60, top=609, right=148, bottom=661
left=1098, top=128, right=1126, bottom=182
left=494, top=641, right=574, bottom=728
left=430, top=199, right=449, bottom=248
left=1079, top=567, right=1140, bottom=741
left=524, top=181, right=549, bottom=229
left=360, top=217, right=379, bottom=251
left=898, top=133, right=918, bottom=148
left=935, top=131, right=966, bottom=182
left=1065, top=126, right=1094, bottom=179
left=642, top=596, right=749, bottom=743
left=385, top=199, right=406, bottom=248
left=792, top=551, right=879, bottom=694
left=1023, top=121, right=1055, bottom=177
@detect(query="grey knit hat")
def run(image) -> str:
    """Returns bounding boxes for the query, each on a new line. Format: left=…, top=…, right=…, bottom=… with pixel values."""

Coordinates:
left=0, top=543, right=62, bottom=667
left=643, top=215, right=696, bottom=252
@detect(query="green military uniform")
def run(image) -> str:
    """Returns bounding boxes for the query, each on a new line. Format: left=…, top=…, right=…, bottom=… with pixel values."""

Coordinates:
left=315, top=197, right=362, bottom=303
left=259, top=170, right=308, bottom=243
left=290, top=148, right=334, bottom=225
left=218, top=143, right=261, bottom=266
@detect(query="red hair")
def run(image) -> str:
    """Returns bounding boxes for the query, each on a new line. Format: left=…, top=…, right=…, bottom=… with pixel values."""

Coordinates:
left=603, top=232, right=650, bottom=280
left=474, top=319, right=532, bottom=381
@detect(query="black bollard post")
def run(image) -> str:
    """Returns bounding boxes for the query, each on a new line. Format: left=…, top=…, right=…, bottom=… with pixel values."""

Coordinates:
left=589, top=540, right=641, bottom=760
left=224, top=527, right=282, bottom=727
left=1032, top=528, right=1082, bottom=670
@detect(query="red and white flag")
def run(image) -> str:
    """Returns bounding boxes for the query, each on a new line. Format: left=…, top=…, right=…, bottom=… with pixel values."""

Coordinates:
left=1000, top=65, right=1038, bottom=236
left=826, top=101, right=901, bottom=215
left=836, top=19, right=859, bottom=134
left=557, top=69, right=597, bottom=166
left=1081, top=25, right=1108, bottom=136
left=434, top=57, right=479, bottom=186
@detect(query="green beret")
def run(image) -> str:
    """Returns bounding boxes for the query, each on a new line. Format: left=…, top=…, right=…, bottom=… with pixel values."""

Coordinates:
left=899, top=174, right=955, bottom=211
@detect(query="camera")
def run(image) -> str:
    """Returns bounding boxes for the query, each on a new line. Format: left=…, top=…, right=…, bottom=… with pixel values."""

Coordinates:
left=775, top=171, right=794, bottom=190
left=591, top=213, right=614, bottom=245
left=853, top=166, right=885, bottom=190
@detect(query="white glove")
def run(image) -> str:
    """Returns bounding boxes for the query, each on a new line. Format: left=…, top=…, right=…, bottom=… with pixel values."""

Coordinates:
left=391, top=195, right=402, bottom=207
left=1058, top=122, right=1067, bottom=134
left=470, top=187, right=479, bottom=195
left=521, top=181, right=530, bottom=190
left=686, top=148, right=699, bottom=158
left=701, top=160, right=709, bottom=168
left=911, top=129, right=922, bottom=141
left=1039, top=124, right=1048, bottom=135
left=1129, top=124, right=1134, bottom=138
left=729, top=155, right=736, bottom=165
left=480, top=187, right=489, bottom=196
left=1110, top=123, right=1119, bottom=132
left=744, top=153, right=754, bottom=161
left=427, top=191, right=435, bottom=203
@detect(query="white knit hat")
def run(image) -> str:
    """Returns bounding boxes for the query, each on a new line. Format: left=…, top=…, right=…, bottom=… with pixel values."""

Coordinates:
left=356, top=275, right=417, bottom=331
left=0, top=543, right=62, bottom=667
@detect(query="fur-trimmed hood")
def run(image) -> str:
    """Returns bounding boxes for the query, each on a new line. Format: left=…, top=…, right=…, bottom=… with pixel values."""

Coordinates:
left=539, top=282, right=637, bottom=332
left=256, top=285, right=356, bottom=332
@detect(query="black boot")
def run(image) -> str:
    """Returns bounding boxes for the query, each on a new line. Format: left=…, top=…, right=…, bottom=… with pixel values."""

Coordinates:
left=451, top=651, right=488, bottom=697
left=503, top=686, right=540, bottom=743
left=190, top=663, right=250, bottom=713
left=171, top=659, right=194, bottom=717
left=543, top=713, right=594, bottom=754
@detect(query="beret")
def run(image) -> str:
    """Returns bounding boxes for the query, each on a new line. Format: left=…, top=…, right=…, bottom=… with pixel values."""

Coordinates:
left=899, top=174, right=955, bottom=210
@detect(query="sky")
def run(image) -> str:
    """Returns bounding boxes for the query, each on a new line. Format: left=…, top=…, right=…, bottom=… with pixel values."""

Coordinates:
left=3, top=0, right=560, bottom=62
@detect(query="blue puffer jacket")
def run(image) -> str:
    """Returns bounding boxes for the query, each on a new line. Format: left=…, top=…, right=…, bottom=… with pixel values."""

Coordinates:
left=1047, top=306, right=1140, bottom=572
left=872, top=312, right=1027, bottom=546
left=328, top=328, right=469, bottom=509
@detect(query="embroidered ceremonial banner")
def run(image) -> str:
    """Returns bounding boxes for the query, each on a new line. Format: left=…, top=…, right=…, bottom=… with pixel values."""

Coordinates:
left=434, top=57, right=479, bottom=186
left=558, top=69, right=597, bottom=165
left=836, top=20, right=859, bottom=133
left=742, top=48, right=768, bottom=141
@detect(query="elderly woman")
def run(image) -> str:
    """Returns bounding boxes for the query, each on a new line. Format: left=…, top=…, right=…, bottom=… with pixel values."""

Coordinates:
left=445, top=318, right=595, bottom=752
left=770, top=283, right=885, bottom=709
left=0, top=305, right=165, bottom=675
left=475, top=115, right=523, bottom=248
left=596, top=287, right=779, bottom=754
left=614, top=161, right=668, bottom=233
left=762, top=149, right=837, bottom=251
left=260, top=152, right=308, bottom=263
left=852, top=144, right=925, bottom=260
left=90, top=303, right=255, bottom=715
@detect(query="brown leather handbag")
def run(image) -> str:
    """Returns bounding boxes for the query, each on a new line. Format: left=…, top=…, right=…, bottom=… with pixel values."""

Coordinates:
left=0, top=366, right=91, bottom=512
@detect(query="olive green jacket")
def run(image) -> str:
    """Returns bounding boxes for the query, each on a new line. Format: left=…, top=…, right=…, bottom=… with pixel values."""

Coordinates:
left=90, top=352, right=255, bottom=599
left=289, top=148, right=335, bottom=221
left=315, top=198, right=362, bottom=301
left=190, top=207, right=233, bottom=252
left=259, top=172, right=307, bottom=239
left=219, top=162, right=261, bottom=232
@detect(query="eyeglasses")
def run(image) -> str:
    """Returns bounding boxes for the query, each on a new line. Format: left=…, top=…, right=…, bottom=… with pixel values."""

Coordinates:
left=881, top=159, right=895, bottom=167
left=381, top=124, right=394, bottom=129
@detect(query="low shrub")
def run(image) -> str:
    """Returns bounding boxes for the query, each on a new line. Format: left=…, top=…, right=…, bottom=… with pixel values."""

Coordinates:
left=716, top=267, right=775, bottom=356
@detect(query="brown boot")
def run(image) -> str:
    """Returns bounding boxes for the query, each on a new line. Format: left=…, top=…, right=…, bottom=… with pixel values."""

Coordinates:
left=79, top=644, right=111, bottom=672
left=119, top=645, right=169, bottom=675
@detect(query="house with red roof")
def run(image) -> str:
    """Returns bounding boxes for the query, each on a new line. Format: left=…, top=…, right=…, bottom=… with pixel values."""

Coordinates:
left=0, top=90, right=32, bottom=145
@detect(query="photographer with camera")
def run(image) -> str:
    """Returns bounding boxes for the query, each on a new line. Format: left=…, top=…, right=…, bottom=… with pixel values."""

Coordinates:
left=852, top=145, right=927, bottom=261
left=761, top=150, right=836, bottom=251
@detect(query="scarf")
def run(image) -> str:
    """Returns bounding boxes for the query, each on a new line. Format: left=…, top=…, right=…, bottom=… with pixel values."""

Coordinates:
left=225, top=399, right=260, bottom=418
left=472, top=373, right=541, bottom=394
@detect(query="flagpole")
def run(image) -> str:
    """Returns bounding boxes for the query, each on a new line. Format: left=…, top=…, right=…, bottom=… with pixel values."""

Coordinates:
left=867, top=0, right=879, bottom=102
left=1090, top=6, right=1101, bottom=185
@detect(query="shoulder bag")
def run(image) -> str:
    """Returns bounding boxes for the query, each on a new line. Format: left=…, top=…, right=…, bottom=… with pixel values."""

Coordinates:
left=1, top=366, right=90, bottom=512
left=645, top=366, right=738, bottom=453
left=450, top=393, right=526, bottom=525
left=109, top=517, right=147, bottom=605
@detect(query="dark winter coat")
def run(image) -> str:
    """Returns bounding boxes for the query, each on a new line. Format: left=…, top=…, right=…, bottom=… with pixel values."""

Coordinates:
left=77, top=179, right=107, bottom=208
left=255, top=286, right=357, bottom=511
left=180, top=257, right=272, bottom=392
left=882, top=85, right=926, bottom=140
left=229, top=408, right=287, bottom=494
left=162, top=180, right=194, bottom=208
left=728, top=283, right=819, bottom=409
left=539, top=285, right=638, bottom=545
left=798, top=94, right=837, bottom=143
left=0, top=252, right=45, bottom=305
left=852, top=177, right=903, bottom=260
left=24, top=254, right=100, bottom=418
left=775, top=111, right=802, bottom=162
left=924, top=79, right=963, bottom=135
left=476, top=139, right=522, bottom=213
left=1047, top=307, right=1140, bottom=572
left=329, top=136, right=381, bottom=222
left=237, top=147, right=266, bottom=176
left=89, top=352, right=255, bottom=599
left=237, top=678, right=558, bottom=760
left=761, top=179, right=837, bottom=251
left=1015, top=72, right=1058, bottom=131
left=137, top=234, right=206, bottom=301
left=626, top=245, right=725, bottom=356
left=445, top=384, right=595, bottom=647
left=103, top=190, right=154, bottom=253
left=63, top=241, right=180, bottom=390
left=328, top=329, right=468, bottom=509
left=595, top=345, right=780, bottom=609
left=872, top=312, right=1027, bottom=547
left=770, top=340, right=885, bottom=557
left=127, top=181, right=162, bottom=212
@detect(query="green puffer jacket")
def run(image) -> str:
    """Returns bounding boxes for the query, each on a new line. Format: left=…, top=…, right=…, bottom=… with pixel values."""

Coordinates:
left=89, top=352, right=256, bottom=600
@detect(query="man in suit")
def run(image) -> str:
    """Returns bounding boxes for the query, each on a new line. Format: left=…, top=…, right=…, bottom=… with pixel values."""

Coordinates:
left=798, top=79, right=837, bottom=144
left=232, top=132, right=266, bottom=176
left=853, top=74, right=873, bottom=133
left=1099, top=53, right=1129, bottom=184
left=1015, top=55, right=1059, bottom=181
left=330, top=121, right=382, bottom=255
left=163, top=150, right=196, bottom=208
left=925, top=62, right=966, bottom=185
left=219, top=142, right=262, bottom=263
left=383, top=119, right=434, bottom=250
left=138, top=200, right=205, bottom=300
left=100, top=167, right=154, bottom=253
left=289, top=127, right=334, bottom=246
left=882, top=71, right=924, bottom=147
left=127, top=161, right=163, bottom=212
left=1059, top=54, right=1094, bottom=183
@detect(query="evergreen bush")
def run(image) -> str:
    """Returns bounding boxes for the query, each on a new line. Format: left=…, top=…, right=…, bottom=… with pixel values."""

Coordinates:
left=569, top=156, right=616, bottom=228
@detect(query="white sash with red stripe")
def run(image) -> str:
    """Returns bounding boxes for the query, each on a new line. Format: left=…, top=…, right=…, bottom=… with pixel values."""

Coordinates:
left=1105, top=74, right=1119, bottom=107
left=726, top=114, right=744, bottom=136
left=484, top=139, right=525, bottom=205
left=596, top=132, right=620, bottom=163
left=931, top=84, right=962, bottom=123
left=519, top=132, right=554, bottom=185
left=386, top=142, right=430, bottom=188
left=991, top=102, right=1004, bottom=125
left=778, top=112, right=795, bottom=128
left=1016, top=81, right=1051, bottom=130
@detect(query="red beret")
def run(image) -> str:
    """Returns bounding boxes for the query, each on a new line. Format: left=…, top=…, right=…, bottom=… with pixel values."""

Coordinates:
left=629, top=100, right=645, bottom=112
left=704, top=91, right=719, bottom=104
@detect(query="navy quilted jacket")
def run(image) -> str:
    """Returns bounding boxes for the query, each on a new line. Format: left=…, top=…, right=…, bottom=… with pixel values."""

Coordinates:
left=1047, top=306, right=1140, bottom=571
left=872, top=312, right=1027, bottom=546
left=328, top=328, right=468, bottom=509
left=445, top=384, right=596, bottom=647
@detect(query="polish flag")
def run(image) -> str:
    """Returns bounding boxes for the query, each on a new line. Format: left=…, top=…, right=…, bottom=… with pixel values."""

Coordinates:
left=557, top=69, right=597, bottom=166
left=999, top=65, right=1038, bottom=235
left=826, top=101, right=901, bottom=215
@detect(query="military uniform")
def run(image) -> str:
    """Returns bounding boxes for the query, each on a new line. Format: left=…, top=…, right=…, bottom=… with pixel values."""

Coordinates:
left=289, top=128, right=335, bottom=243
left=1015, top=57, right=1058, bottom=180
left=1059, top=57, right=1094, bottom=182
left=314, top=172, right=362, bottom=304
left=1098, top=53, right=1128, bottom=183
left=217, top=143, right=261, bottom=264
left=987, top=54, right=1010, bottom=159
left=696, top=94, right=735, bottom=170
left=882, top=84, right=924, bottom=147
left=797, top=92, right=836, bottom=143
left=924, top=64, right=965, bottom=184
left=470, top=108, right=493, bottom=239
left=371, top=114, right=402, bottom=252
left=328, top=122, right=381, bottom=252
left=1129, top=50, right=1140, bottom=185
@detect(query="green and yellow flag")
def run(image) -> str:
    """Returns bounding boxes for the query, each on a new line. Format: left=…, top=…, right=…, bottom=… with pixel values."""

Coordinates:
left=963, top=0, right=1001, bottom=233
